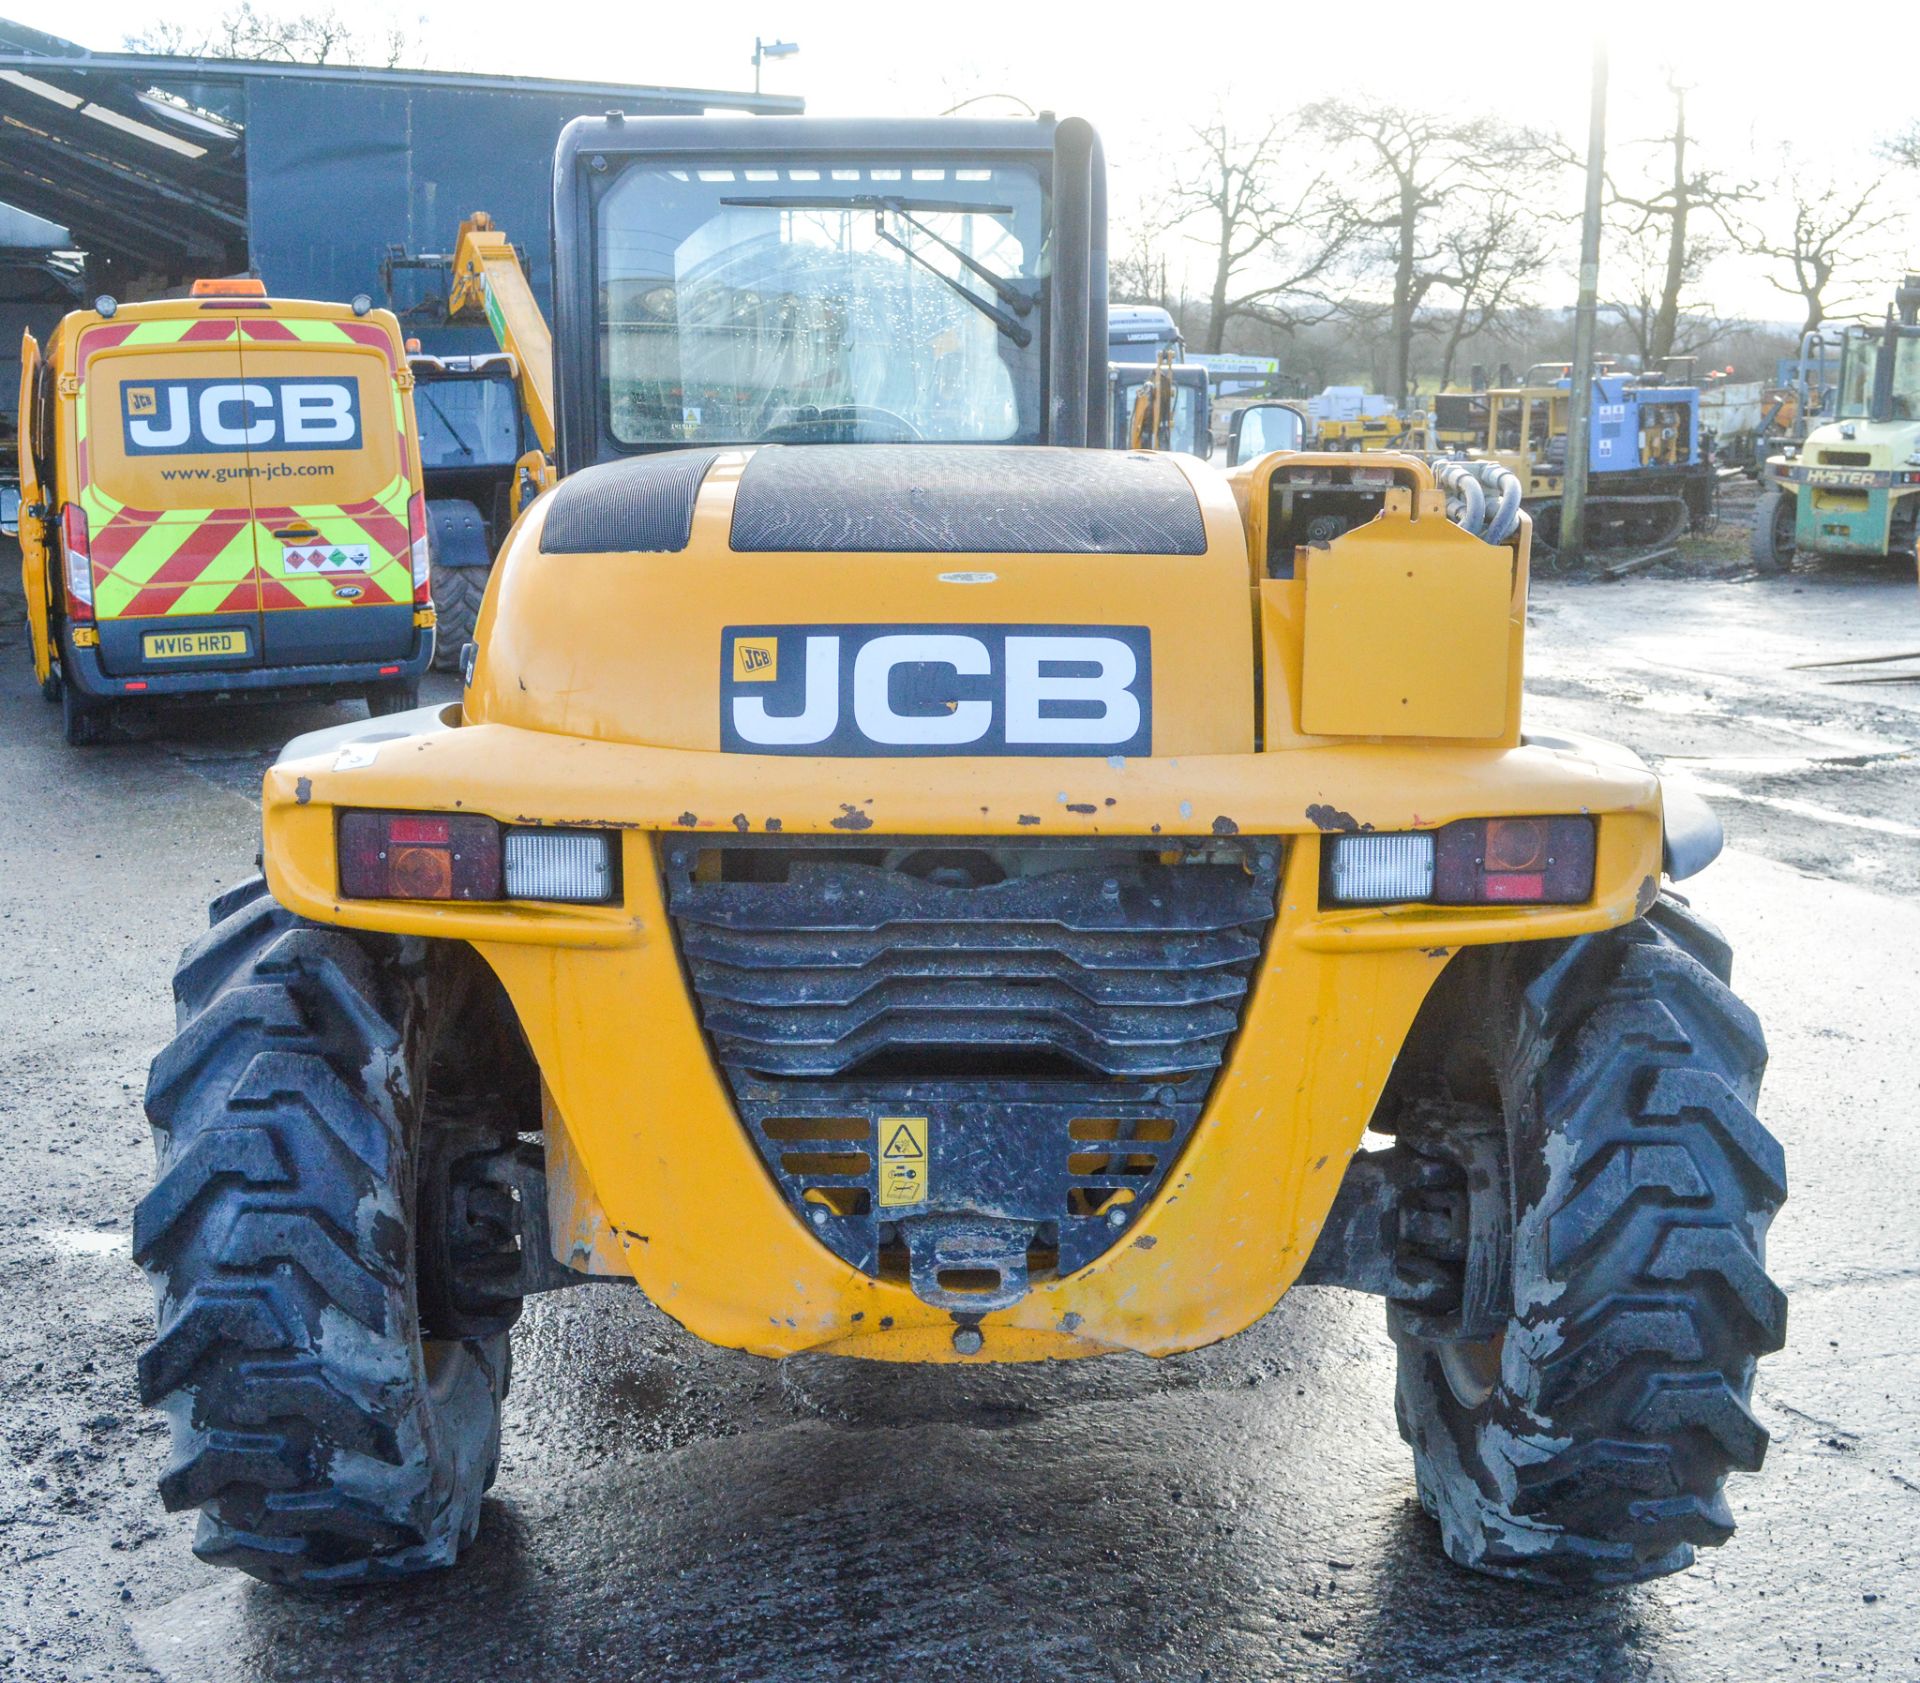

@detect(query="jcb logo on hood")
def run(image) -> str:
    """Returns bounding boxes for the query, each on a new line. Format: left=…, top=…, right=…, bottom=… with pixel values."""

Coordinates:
left=120, top=377, right=362, bottom=455
left=720, top=625, right=1152, bottom=757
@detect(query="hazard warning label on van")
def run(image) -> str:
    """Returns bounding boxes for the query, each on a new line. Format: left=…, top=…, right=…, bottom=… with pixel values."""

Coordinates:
left=877, top=1116, right=929, bottom=1208
left=282, top=544, right=373, bottom=573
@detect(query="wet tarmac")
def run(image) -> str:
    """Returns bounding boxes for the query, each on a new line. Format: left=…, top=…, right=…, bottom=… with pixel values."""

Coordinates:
left=1, top=561, right=1916, bottom=1681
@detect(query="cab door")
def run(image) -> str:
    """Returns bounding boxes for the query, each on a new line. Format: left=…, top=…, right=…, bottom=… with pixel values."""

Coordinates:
left=76, top=319, right=265, bottom=676
left=236, top=320, right=417, bottom=666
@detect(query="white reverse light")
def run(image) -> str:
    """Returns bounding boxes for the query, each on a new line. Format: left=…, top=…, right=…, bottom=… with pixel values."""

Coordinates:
left=1327, top=833, right=1434, bottom=905
left=503, top=829, right=614, bottom=903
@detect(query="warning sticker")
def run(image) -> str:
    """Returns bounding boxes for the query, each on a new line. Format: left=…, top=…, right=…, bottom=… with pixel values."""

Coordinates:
left=877, top=1115, right=929, bottom=1209
left=283, top=543, right=373, bottom=574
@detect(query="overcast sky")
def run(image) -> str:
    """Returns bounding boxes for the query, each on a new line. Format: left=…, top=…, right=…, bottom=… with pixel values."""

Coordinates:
left=14, top=0, right=1917, bottom=323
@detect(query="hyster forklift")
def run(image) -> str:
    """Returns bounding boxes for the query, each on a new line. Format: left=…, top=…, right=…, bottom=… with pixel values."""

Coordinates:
left=1752, top=277, right=1920, bottom=574
left=137, top=117, right=1786, bottom=1592
left=15, top=279, right=435, bottom=743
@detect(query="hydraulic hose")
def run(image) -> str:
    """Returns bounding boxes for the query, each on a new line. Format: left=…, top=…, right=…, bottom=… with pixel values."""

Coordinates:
left=1433, top=459, right=1524, bottom=545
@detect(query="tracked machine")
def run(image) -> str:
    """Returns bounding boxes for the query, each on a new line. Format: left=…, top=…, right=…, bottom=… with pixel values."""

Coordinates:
left=1436, top=370, right=1717, bottom=560
left=136, top=116, right=1786, bottom=1593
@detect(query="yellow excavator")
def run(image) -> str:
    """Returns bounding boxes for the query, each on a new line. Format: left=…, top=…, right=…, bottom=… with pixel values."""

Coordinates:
left=446, top=212, right=557, bottom=519
left=378, top=213, right=557, bottom=666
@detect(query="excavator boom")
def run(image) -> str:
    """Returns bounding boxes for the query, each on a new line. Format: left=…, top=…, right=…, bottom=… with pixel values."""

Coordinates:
left=450, top=213, right=556, bottom=458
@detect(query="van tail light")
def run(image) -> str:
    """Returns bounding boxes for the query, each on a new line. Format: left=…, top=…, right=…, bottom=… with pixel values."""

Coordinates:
left=61, top=504, right=94, bottom=620
left=407, top=492, right=431, bottom=603
left=338, top=811, right=618, bottom=904
left=1324, top=816, right=1595, bottom=907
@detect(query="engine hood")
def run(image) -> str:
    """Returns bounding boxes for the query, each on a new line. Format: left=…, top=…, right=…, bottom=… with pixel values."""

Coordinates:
left=1800, top=417, right=1920, bottom=464
left=467, top=445, right=1257, bottom=757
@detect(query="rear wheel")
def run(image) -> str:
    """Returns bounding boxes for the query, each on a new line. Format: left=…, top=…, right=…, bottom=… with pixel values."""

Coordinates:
left=136, top=879, right=511, bottom=1585
left=62, top=678, right=109, bottom=745
left=1750, top=490, right=1797, bottom=572
left=367, top=681, right=420, bottom=717
left=429, top=564, right=486, bottom=672
left=1391, top=897, right=1786, bottom=1585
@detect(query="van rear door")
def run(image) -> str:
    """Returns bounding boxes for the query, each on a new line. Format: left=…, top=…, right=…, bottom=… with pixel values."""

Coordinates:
left=74, top=318, right=265, bottom=676
left=16, top=327, right=53, bottom=686
left=235, top=318, right=417, bottom=667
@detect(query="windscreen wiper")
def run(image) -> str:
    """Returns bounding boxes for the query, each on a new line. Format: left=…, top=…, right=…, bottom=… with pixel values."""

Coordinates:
left=417, top=387, right=474, bottom=459
left=870, top=220, right=1033, bottom=348
left=869, top=197, right=1033, bottom=318
left=718, top=192, right=1037, bottom=347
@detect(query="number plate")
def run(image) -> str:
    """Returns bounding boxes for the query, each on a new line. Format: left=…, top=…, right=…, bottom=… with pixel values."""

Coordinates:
left=141, top=628, right=251, bottom=661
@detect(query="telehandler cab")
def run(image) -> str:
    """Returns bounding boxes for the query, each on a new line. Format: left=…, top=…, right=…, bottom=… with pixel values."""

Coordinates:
left=137, top=116, right=1785, bottom=1592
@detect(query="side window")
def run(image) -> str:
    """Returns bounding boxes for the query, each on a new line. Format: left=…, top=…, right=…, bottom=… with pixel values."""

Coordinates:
left=31, top=361, right=55, bottom=491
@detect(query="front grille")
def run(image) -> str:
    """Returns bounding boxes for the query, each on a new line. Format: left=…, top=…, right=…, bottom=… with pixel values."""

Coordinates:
left=1819, top=449, right=1872, bottom=466
left=662, top=837, right=1280, bottom=1289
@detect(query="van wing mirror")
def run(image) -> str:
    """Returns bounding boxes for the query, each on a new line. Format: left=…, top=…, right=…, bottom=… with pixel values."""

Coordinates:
left=1228, top=402, right=1305, bottom=467
left=1, top=486, right=19, bottom=538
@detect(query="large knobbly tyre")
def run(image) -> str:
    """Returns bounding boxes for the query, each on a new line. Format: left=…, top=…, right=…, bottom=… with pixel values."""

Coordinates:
left=1392, top=896, right=1787, bottom=1586
left=136, top=877, right=508, bottom=1586
left=1750, top=490, right=1796, bottom=572
left=429, top=562, right=486, bottom=671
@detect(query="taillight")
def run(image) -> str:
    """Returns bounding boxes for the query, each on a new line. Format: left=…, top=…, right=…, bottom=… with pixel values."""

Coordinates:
left=407, top=491, right=431, bottom=604
left=339, top=812, right=500, bottom=901
left=337, top=811, right=618, bottom=904
left=61, top=504, right=94, bottom=620
left=1323, top=817, right=1595, bottom=908
left=1434, top=817, right=1595, bottom=904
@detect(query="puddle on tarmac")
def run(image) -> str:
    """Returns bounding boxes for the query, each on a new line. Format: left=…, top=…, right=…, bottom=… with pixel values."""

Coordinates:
left=43, top=1228, right=132, bottom=1259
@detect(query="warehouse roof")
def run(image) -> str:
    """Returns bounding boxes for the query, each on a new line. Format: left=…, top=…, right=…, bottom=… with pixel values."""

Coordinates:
left=0, top=19, right=803, bottom=275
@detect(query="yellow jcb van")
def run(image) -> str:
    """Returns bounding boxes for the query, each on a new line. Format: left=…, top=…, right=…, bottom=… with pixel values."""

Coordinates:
left=14, top=279, right=435, bottom=744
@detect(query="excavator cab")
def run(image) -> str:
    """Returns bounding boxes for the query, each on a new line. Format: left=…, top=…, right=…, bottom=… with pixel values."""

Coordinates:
left=549, top=116, right=1110, bottom=472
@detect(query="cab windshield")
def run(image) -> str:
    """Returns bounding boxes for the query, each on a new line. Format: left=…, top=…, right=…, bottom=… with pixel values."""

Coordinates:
left=414, top=373, right=521, bottom=471
left=1111, top=372, right=1205, bottom=455
left=596, top=159, right=1045, bottom=446
left=1837, top=328, right=1920, bottom=420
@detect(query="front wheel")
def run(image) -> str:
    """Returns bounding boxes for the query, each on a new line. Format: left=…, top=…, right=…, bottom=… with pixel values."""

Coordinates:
left=1392, top=897, right=1786, bottom=1585
left=136, top=881, right=510, bottom=1585
left=428, top=564, right=486, bottom=672
left=1750, top=489, right=1797, bottom=572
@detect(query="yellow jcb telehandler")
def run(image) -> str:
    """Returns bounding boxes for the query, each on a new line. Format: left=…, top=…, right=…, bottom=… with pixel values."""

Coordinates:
left=135, top=117, right=1785, bottom=1593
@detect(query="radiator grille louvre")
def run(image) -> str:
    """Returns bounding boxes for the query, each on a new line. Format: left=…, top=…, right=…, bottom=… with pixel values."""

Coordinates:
left=662, top=837, right=1280, bottom=1282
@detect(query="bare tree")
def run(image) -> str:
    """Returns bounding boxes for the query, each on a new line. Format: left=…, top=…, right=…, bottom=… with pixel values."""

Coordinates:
left=1431, top=191, right=1547, bottom=390
left=1301, top=99, right=1543, bottom=403
left=1879, top=124, right=1920, bottom=170
left=1603, top=218, right=1739, bottom=366
left=1733, top=165, right=1900, bottom=336
left=129, top=4, right=412, bottom=66
left=1160, top=118, right=1353, bottom=354
left=1603, top=79, right=1751, bottom=365
left=1107, top=230, right=1170, bottom=311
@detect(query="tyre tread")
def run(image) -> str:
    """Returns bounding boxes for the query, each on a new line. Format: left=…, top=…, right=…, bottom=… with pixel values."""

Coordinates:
left=138, top=892, right=503, bottom=1587
left=1394, top=894, right=1786, bottom=1585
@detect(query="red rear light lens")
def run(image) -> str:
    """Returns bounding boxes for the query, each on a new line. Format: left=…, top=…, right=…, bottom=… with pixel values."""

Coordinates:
left=407, top=492, right=431, bottom=603
left=339, top=811, right=501, bottom=900
left=61, top=504, right=94, bottom=619
left=1433, top=817, right=1595, bottom=905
